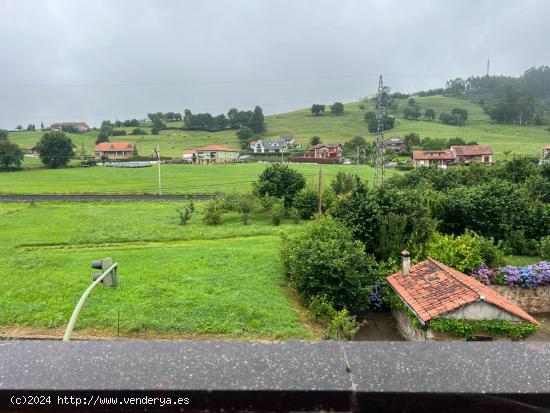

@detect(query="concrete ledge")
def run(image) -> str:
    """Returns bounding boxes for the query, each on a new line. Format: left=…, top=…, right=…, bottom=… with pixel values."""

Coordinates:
left=1, top=340, right=550, bottom=412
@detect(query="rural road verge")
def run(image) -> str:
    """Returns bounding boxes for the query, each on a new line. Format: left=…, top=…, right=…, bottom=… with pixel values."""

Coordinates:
left=0, top=194, right=217, bottom=202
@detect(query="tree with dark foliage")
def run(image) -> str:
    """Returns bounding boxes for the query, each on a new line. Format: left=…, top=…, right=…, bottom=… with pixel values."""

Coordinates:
left=36, top=131, right=75, bottom=168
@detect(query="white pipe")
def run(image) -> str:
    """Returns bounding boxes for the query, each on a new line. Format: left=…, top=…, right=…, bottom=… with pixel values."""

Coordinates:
left=63, top=263, right=118, bottom=341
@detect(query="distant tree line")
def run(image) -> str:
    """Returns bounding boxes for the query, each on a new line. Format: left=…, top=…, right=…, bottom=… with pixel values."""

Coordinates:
left=184, top=106, right=265, bottom=133
left=413, top=66, right=550, bottom=125
left=310, top=102, right=345, bottom=116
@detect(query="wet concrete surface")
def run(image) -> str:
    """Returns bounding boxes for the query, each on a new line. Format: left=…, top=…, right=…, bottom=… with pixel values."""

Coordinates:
left=354, top=311, right=405, bottom=341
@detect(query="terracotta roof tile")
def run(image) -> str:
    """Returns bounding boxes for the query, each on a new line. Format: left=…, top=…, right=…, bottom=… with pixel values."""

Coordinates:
left=412, top=150, right=455, bottom=160
left=95, top=141, right=135, bottom=151
left=386, top=258, right=538, bottom=325
left=451, top=145, right=493, bottom=156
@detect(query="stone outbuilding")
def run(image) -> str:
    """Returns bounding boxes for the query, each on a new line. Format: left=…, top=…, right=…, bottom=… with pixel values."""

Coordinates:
left=386, top=251, right=539, bottom=341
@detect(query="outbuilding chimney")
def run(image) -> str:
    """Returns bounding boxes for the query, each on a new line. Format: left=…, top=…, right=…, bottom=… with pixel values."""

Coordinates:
left=401, top=250, right=410, bottom=276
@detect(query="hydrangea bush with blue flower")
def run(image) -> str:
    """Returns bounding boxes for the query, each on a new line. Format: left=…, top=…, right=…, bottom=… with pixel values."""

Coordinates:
left=471, top=262, right=550, bottom=288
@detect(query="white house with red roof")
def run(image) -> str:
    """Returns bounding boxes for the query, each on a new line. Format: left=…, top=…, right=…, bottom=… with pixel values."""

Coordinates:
left=386, top=251, right=538, bottom=341
left=543, top=145, right=550, bottom=163
left=95, top=141, right=136, bottom=159
left=182, top=150, right=197, bottom=163
left=196, top=145, right=239, bottom=164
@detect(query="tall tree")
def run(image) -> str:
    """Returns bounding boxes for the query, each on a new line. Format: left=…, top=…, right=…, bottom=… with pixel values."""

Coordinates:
left=36, top=131, right=75, bottom=168
left=424, top=108, right=436, bottom=120
left=311, top=104, right=325, bottom=116
left=249, top=106, right=265, bottom=134
left=331, top=102, right=344, bottom=115
left=310, top=136, right=321, bottom=146
left=236, top=126, right=254, bottom=149
left=0, top=140, right=24, bottom=169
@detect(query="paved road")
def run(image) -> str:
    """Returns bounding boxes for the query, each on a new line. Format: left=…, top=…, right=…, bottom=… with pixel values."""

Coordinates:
left=0, top=194, right=217, bottom=202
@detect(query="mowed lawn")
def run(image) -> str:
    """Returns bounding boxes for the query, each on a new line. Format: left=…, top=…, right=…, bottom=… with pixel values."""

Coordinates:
left=0, top=202, right=311, bottom=338
left=0, top=163, right=399, bottom=194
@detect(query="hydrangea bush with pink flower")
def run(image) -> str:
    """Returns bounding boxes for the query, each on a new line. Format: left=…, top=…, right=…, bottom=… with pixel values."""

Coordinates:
left=470, top=262, right=550, bottom=288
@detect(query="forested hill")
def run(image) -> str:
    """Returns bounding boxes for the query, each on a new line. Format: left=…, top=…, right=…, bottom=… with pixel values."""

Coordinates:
left=414, top=66, right=550, bottom=125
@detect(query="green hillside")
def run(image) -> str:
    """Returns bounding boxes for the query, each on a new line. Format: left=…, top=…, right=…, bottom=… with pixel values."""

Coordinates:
left=7, top=95, right=550, bottom=162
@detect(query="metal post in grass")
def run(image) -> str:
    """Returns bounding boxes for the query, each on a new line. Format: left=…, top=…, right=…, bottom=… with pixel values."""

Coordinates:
left=63, top=259, right=118, bottom=341
left=156, top=144, right=162, bottom=195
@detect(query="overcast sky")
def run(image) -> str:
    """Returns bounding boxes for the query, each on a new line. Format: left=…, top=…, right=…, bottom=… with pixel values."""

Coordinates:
left=1, top=0, right=549, bottom=128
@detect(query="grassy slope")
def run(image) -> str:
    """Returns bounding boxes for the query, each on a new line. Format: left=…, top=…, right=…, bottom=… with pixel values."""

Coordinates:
left=9, top=96, right=550, bottom=160
left=0, top=202, right=311, bottom=338
left=0, top=163, right=398, bottom=194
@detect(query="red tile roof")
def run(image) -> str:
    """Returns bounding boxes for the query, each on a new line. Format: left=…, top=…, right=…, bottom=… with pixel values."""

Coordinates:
left=386, top=258, right=538, bottom=325
left=412, top=150, right=455, bottom=160
left=451, top=145, right=493, bottom=156
left=197, top=145, right=237, bottom=152
left=182, top=150, right=197, bottom=154
left=544, top=145, right=550, bottom=149
left=309, top=143, right=341, bottom=150
left=95, top=141, right=135, bottom=151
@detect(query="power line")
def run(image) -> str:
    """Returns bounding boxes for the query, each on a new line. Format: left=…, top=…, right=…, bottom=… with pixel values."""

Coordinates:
left=0, top=72, right=463, bottom=89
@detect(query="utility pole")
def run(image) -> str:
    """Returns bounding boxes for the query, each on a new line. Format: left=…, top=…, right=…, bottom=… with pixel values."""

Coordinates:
left=374, top=75, right=386, bottom=186
left=156, top=144, right=162, bottom=195
left=356, top=146, right=359, bottom=176
left=486, top=58, right=490, bottom=76
left=318, top=164, right=323, bottom=214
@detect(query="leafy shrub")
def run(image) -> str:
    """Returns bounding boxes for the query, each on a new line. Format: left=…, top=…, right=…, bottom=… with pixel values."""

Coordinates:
left=331, top=172, right=357, bottom=195
left=270, top=199, right=286, bottom=226
left=326, top=309, right=363, bottom=340
left=308, top=295, right=336, bottom=320
left=238, top=195, right=255, bottom=225
left=203, top=201, right=224, bottom=225
left=293, top=188, right=318, bottom=219
left=111, top=129, right=127, bottom=136
left=281, top=216, right=376, bottom=313
left=289, top=207, right=300, bottom=224
left=425, top=231, right=485, bottom=273
left=259, top=194, right=278, bottom=212
left=504, top=230, right=540, bottom=256
left=253, top=163, right=306, bottom=207
left=176, top=203, right=193, bottom=226
left=541, top=236, right=550, bottom=260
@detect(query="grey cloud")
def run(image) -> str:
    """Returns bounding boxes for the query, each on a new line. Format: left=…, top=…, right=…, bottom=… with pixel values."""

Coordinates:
left=0, top=0, right=549, bottom=128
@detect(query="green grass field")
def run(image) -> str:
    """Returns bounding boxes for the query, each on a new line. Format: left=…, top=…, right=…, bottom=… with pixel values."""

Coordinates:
left=8, top=95, right=550, bottom=160
left=0, top=163, right=398, bottom=194
left=0, top=201, right=313, bottom=338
